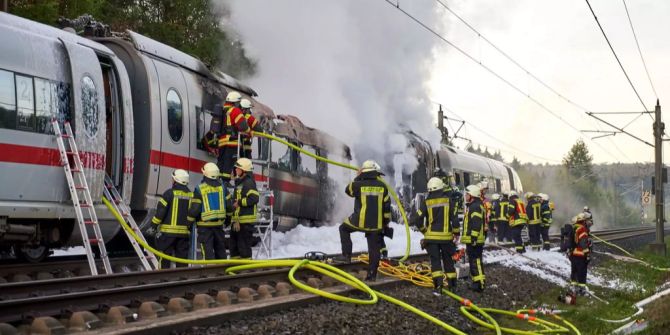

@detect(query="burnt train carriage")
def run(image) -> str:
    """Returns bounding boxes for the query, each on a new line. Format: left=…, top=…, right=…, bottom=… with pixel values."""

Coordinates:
left=0, top=12, right=351, bottom=261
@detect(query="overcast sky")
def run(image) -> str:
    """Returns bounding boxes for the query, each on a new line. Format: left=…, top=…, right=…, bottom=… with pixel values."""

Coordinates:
left=228, top=0, right=670, bottom=165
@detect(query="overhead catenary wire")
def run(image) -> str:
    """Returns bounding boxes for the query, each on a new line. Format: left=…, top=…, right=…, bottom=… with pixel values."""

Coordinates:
left=584, top=0, right=651, bottom=119
left=622, top=0, right=658, bottom=99
left=384, top=0, right=627, bottom=162
left=432, top=0, right=637, bottom=160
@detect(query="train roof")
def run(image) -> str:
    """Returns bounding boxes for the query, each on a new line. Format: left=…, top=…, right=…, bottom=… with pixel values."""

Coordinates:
left=126, top=31, right=257, bottom=97
left=437, top=144, right=512, bottom=179
left=274, top=115, right=351, bottom=159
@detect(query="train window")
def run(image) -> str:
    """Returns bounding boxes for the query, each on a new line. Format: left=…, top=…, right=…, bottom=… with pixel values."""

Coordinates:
left=0, top=70, right=16, bottom=130
left=463, top=172, right=470, bottom=186
left=166, top=89, right=183, bottom=142
left=81, top=76, right=99, bottom=138
left=34, top=78, right=52, bottom=134
left=271, top=138, right=292, bottom=171
left=195, top=106, right=213, bottom=150
left=300, top=146, right=317, bottom=175
left=16, top=75, right=35, bottom=131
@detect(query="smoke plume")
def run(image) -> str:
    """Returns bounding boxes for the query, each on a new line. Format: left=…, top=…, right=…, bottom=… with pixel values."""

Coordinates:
left=222, top=0, right=442, bottom=180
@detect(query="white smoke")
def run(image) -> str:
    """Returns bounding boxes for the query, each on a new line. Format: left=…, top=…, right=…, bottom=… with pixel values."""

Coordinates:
left=222, top=0, right=442, bottom=182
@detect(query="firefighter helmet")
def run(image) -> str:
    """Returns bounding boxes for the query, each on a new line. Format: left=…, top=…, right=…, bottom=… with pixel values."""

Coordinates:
left=226, top=91, right=242, bottom=103
left=240, top=98, right=253, bottom=109
left=524, top=192, right=535, bottom=199
left=172, top=169, right=189, bottom=185
left=202, top=162, right=220, bottom=179
left=427, top=177, right=445, bottom=192
left=491, top=193, right=500, bottom=200
left=465, top=184, right=481, bottom=198
left=235, top=158, right=253, bottom=172
left=509, top=190, right=518, bottom=197
left=539, top=193, right=549, bottom=201
left=361, top=160, right=382, bottom=173
left=583, top=206, right=589, bottom=211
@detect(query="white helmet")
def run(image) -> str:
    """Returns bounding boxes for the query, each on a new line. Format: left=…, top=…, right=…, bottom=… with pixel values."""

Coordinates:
left=172, top=169, right=189, bottom=185
left=509, top=190, right=518, bottom=197
left=491, top=193, right=500, bottom=200
left=465, top=184, right=481, bottom=198
left=524, top=192, right=535, bottom=199
left=234, top=158, right=253, bottom=172
left=427, top=177, right=445, bottom=192
left=202, top=162, right=220, bottom=179
left=572, top=212, right=587, bottom=223
left=478, top=181, right=489, bottom=189
left=583, top=206, right=589, bottom=211
left=240, top=98, right=253, bottom=109
left=361, top=160, right=382, bottom=174
left=539, top=193, right=549, bottom=201
left=226, top=91, right=242, bottom=103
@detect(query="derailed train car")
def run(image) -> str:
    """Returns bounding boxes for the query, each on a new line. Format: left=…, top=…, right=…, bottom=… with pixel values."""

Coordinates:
left=0, top=13, right=350, bottom=261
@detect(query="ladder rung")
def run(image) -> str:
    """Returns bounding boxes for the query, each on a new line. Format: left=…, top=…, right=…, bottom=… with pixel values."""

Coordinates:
left=79, top=203, right=91, bottom=208
left=84, top=220, right=96, bottom=225
left=66, top=151, right=76, bottom=155
left=60, top=134, right=72, bottom=138
left=75, top=186, right=86, bottom=190
left=89, top=239, right=100, bottom=244
left=71, top=168, right=82, bottom=173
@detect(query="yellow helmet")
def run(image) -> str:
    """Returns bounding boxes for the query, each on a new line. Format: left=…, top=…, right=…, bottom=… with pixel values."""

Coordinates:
left=226, top=91, right=242, bottom=103
left=361, top=160, right=382, bottom=173
left=202, top=162, right=220, bottom=179
left=172, top=169, right=189, bottom=185
left=235, top=158, right=253, bottom=172
left=240, top=98, right=253, bottom=109
left=427, top=177, right=445, bottom=192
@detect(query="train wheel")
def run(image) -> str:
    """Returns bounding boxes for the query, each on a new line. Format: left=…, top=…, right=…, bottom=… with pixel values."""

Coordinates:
left=16, top=245, right=50, bottom=263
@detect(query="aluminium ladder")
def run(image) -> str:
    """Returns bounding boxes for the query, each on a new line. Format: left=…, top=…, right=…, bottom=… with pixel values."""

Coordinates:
left=52, top=120, right=112, bottom=275
left=251, top=136, right=274, bottom=259
left=103, top=175, right=159, bottom=271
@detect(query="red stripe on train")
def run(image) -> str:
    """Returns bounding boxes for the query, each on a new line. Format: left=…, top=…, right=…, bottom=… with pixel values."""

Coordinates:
left=0, top=143, right=107, bottom=169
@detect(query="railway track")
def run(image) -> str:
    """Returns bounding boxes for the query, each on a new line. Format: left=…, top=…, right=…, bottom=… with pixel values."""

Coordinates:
left=0, top=225, right=664, bottom=334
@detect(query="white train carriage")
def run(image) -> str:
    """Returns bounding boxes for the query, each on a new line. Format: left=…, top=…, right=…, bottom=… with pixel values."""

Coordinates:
left=0, top=12, right=134, bottom=261
left=0, top=12, right=351, bottom=261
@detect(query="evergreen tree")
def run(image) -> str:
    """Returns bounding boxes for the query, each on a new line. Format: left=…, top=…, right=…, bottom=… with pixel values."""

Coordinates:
left=8, top=0, right=256, bottom=78
left=511, top=156, right=521, bottom=170
left=563, top=139, right=594, bottom=181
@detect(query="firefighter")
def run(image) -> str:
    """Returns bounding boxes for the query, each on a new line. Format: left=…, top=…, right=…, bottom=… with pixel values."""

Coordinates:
left=539, top=193, right=553, bottom=250
left=583, top=206, right=593, bottom=225
left=433, top=169, right=460, bottom=233
left=207, top=91, right=251, bottom=182
left=462, top=184, right=486, bottom=292
left=526, top=192, right=542, bottom=251
left=489, top=193, right=502, bottom=243
left=507, top=190, right=528, bottom=253
left=239, top=98, right=263, bottom=159
left=229, top=158, right=260, bottom=259
left=338, top=160, right=391, bottom=281
left=569, top=213, right=592, bottom=296
left=151, top=169, right=193, bottom=269
left=188, top=163, right=230, bottom=260
left=497, top=192, right=511, bottom=244
left=413, top=177, right=458, bottom=295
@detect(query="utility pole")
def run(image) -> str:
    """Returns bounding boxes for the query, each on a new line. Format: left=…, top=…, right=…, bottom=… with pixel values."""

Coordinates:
left=651, top=100, right=666, bottom=255
left=1, top=0, right=8, bottom=12
left=437, top=105, right=448, bottom=145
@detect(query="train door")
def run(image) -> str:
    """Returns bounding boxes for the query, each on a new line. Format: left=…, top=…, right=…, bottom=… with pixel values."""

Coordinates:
left=505, top=166, right=516, bottom=191
left=99, top=57, right=124, bottom=188
left=153, top=61, right=190, bottom=193
left=59, top=39, right=106, bottom=201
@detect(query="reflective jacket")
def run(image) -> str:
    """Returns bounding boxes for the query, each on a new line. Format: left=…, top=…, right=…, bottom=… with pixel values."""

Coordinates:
left=571, top=223, right=591, bottom=257
left=491, top=198, right=508, bottom=221
left=344, top=171, right=391, bottom=232
left=527, top=198, right=542, bottom=225
left=188, top=178, right=231, bottom=227
left=444, top=186, right=461, bottom=234
left=507, top=197, right=528, bottom=227
left=413, top=190, right=453, bottom=241
left=461, top=197, right=485, bottom=244
left=232, top=173, right=260, bottom=224
left=241, top=111, right=262, bottom=151
left=213, top=103, right=250, bottom=148
left=151, top=183, right=194, bottom=235
left=541, top=200, right=553, bottom=227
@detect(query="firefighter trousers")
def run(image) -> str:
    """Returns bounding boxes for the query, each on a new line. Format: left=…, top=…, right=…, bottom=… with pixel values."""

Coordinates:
left=510, top=225, right=526, bottom=253
left=541, top=225, right=551, bottom=250
left=156, top=234, right=189, bottom=269
left=569, top=255, right=588, bottom=285
left=197, top=226, right=228, bottom=260
left=216, top=146, right=239, bottom=182
left=496, top=220, right=510, bottom=242
left=528, top=224, right=542, bottom=249
left=339, top=224, right=381, bottom=278
left=426, top=241, right=457, bottom=289
left=466, top=244, right=485, bottom=289
left=230, top=223, right=255, bottom=259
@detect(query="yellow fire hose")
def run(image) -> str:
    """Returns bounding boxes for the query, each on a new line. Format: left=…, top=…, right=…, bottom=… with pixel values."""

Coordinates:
left=591, top=233, right=670, bottom=271
left=101, top=130, right=583, bottom=334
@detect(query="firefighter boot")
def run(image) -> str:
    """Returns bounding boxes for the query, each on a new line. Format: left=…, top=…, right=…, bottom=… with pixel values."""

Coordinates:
left=432, top=277, right=443, bottom=296
left=448, top=278, right=457, bottom=290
